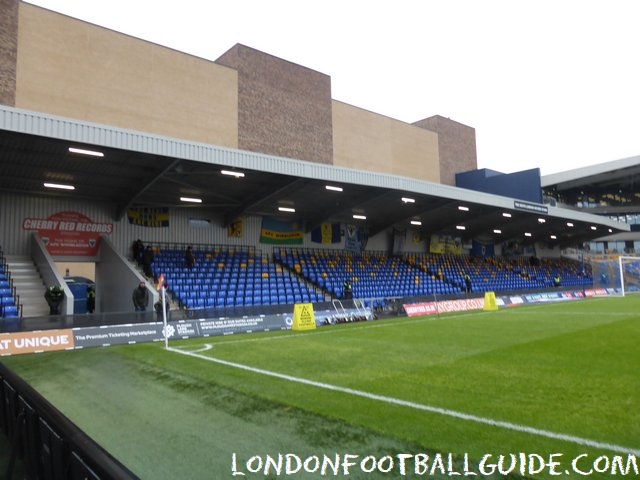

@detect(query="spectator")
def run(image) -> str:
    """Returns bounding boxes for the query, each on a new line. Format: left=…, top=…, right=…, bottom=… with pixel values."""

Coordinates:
left=132, top=239, right=144, bottom=265
left=44, top=285, right=64, bottom=315
left=343, top=279, right=353, bottom=300
left=132, top=281, right=149, bottom=311
left=185, top=245, right=196, bottom=269
left=141, top=245, right=154, bottom=279
left=154, top=299, right=170, bottom=322
left=553, top=275, right=561, bottom=287
left=86, top=285, right=96, bottom=313
left=464, top=274, right=472, bottom=294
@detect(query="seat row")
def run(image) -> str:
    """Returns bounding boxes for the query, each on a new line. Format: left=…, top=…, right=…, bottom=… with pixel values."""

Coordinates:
left=0, top=272, right=19, bottom=319
left=154, top=249, right=324, bottom=309
left=154, top=246, right=597, bottom=311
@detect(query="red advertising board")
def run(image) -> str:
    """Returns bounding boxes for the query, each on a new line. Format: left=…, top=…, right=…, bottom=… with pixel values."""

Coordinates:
left=404, top=298, right=485, bottom=317
left=23, top=211, right=113, bottom=256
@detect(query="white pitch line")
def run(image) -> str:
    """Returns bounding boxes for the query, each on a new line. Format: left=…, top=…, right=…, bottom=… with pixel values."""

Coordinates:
left=166, top=346, right=639, bottom=457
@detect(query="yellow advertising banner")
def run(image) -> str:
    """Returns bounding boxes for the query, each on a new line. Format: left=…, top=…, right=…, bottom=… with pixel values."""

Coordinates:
left=0, top=329, right=75, bottom=355
left=292, top=303, right=317, bottom=331
left=228, top=218, right=243, bottom=238
left=429, top=234, right=462, bottom=255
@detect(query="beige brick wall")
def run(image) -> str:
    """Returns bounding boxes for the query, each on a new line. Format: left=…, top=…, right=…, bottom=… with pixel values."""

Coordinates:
left=0, top=0, right=18, bottom=106
left=333, top=101, right=440, bottom=182
left=414, top=115, right=477, bottom=186
left=216, top=44, right=333, bottom=164
left=14, top=3, right=238, bottom=147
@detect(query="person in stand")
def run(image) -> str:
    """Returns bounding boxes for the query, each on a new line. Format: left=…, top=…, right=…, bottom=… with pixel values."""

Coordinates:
left=44, top=285, right=64, bottom=315
left=464, top=274, right=472, bottom=294
left=343, top=279, right=353, bottom=300
left=154, top=299, right=170, bottom=322
left=132, top=281, right=149, bottom=311
left=86, top=285, right=96, bottom=313
left=132, top=239, right=144, bottom=265
left=141, top=245, right=154, bottom=279
left=553, top=274, right=561, bottom=288
left=185, top=245, right=196, bottom=269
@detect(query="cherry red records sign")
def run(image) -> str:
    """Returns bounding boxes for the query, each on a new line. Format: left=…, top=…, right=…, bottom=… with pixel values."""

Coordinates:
left=22, top=211, right=113, bottom=256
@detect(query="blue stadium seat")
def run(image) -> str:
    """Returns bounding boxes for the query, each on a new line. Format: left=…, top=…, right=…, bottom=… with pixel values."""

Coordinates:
left=0, top=296, right=14, bottom=307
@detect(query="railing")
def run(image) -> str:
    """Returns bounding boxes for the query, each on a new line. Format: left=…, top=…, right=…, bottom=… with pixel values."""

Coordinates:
left=142, top=241, right=260, bottom=257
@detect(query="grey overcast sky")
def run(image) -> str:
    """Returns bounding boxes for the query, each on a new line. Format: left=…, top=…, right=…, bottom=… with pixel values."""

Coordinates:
left=26, top=0, right=640, bottom=175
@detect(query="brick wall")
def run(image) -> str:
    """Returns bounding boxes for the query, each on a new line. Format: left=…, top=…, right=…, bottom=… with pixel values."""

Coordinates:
left=413, top=115, right=477, bottom=186
left=0, top=0, right=18, bottom=106
left=216, top=44, right=333, bottom=164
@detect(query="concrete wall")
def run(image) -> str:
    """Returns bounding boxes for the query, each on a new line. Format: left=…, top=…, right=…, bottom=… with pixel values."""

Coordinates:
left=96, top=237, right=157, bottom=314
left=30, top=235, right=72, bottom=315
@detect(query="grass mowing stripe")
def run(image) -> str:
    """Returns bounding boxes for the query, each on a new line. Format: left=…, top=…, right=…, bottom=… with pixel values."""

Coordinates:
left=184, top=298, right=629, bottom=349
left=166, top=346, right=640, bottom=457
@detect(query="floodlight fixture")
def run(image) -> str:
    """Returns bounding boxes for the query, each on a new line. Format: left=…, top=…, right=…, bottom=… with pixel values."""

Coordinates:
left=221, top=170, right=245, bottom=178
left=44, top=182, right=75, bottom=190
left=180, top=196, right=202, bottom=203
left=68, top=147, right=104, bottom=157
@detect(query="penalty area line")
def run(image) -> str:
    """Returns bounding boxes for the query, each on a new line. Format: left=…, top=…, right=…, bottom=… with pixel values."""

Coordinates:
left=166, top=346, right=639, bottom=457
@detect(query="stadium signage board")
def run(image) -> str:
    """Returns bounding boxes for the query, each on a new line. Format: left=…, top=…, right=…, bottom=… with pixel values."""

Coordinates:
left=403, top=289, right=619, bottom=318
left=404, top=298, right=487, bottom=317
left=513, top=201, right=548, bottom=214
left=0, top=305, right=371, bottom=356
left=0, top=329, right=75, bottom=355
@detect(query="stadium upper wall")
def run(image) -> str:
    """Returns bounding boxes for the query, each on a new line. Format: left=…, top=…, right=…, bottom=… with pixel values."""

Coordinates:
left=0, top=192, right=420, bottom=257
left=1, top=1, right=476, bottom=186
left=13, top=2, right=238, bottom=148
left=332, top=100, right=440, bottom=183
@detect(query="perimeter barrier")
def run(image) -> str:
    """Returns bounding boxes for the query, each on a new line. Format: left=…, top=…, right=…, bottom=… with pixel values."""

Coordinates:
left=0, top=362, right=139, bottom=480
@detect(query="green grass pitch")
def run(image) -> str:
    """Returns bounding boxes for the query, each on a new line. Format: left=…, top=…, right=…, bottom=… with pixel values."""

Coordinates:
left=2, top=296, right=639, bottom=478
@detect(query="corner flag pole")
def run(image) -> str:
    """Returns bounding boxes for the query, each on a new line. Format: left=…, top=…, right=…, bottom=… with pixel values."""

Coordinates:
left=581, top=249, right=586, bottom=298
left=162, top=285, right=168, bottom=349
left=156, top=273, right=168, bottom=349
